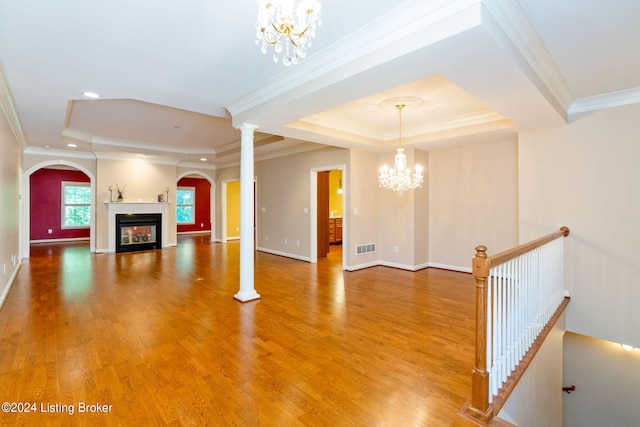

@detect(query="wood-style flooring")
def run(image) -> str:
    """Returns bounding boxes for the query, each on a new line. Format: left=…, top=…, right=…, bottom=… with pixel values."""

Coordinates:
left=0, top=235, right=478, bottom=426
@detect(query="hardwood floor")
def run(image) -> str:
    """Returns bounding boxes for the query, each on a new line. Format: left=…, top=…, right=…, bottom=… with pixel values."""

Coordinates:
left=0, top=235, right=478, bottom=426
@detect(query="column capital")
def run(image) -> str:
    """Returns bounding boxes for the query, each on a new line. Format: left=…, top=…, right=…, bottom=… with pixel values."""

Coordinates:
left=236, top=123, right=259, bottom=132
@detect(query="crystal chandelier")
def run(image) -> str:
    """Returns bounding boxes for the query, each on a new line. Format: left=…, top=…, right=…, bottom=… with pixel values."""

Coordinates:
left=255, top=0, right=322, bottom=66
left=378, top=103, right=424, bottom=197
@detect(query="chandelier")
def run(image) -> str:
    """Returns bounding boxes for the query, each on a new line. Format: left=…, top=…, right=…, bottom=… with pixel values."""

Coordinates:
left=255, top=0, right=322, bottom=67
left=378, top=101, right=424, bottom=196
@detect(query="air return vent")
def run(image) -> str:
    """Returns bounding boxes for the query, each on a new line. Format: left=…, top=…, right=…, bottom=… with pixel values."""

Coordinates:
left=355, top=243, right=376, bottom=256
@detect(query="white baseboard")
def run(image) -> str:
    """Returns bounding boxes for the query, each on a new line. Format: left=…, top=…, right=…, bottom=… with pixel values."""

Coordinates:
left=30, top=237, right=90, bottom=244
left=427, top=262, right=471, bottom=273
left=177, top=231, right=211, bottom=235
left=256, top=247, right=311, bottom=262
left=0, top=261, right=21, bottom=311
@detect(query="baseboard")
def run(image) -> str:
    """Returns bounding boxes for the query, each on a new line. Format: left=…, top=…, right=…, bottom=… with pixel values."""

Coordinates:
left=177, top=231, right=211, bottom=235
left=30, top=237, right=90, bottom=244
left=344, top=261, right=379, bottom=271
left=256, top=247, right=311, bottom=262
left=427, top=262, right=471, bottom=273
left=0, top=261, right=21, bottom=311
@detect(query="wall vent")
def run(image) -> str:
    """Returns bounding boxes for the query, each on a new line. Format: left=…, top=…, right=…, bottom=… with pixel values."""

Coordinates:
left=355, top=243, right=376, bottom=256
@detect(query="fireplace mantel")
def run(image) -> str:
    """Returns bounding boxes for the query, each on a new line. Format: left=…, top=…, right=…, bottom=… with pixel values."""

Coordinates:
left=105, top=202, right=170, bottom=253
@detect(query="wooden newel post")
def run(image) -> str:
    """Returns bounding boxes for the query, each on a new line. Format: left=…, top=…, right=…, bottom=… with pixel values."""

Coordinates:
left=465, top=245, right=494, bottom=422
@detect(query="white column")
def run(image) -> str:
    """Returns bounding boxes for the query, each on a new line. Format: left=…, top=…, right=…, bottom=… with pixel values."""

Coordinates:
left=234, top=123, right=261, bottom=302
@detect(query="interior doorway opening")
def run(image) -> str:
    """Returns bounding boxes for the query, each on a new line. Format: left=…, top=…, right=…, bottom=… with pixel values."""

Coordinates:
left=310, top=165, right=346, bottom=269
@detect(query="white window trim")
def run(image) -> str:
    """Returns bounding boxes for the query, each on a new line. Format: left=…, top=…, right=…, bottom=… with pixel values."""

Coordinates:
left=61, top=181, right=91, bottom=229
left=176, top=186, right=196, bottom=225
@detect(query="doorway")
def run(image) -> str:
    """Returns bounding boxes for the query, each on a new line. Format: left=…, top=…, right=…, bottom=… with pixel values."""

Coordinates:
left=310, top=165, right=346, bottom=268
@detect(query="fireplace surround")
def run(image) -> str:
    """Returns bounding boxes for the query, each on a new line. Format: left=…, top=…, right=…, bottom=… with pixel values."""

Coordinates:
left=105, top=202, right=169, bottom=253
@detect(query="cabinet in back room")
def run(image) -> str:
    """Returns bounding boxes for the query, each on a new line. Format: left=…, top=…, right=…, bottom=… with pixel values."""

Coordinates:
left=329, top=217, right=342, bottom=244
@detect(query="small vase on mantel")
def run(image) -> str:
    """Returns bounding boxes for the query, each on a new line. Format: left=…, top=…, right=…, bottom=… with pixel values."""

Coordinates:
left=117, top=196, right=123, bottom=202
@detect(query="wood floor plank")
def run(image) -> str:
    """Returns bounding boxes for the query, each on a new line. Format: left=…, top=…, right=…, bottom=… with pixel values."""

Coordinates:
left=0, top=235, right=478, bottom=426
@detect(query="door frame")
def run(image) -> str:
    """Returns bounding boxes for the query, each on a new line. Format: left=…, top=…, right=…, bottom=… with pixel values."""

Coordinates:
left=309, top=164, right=346, bottom=269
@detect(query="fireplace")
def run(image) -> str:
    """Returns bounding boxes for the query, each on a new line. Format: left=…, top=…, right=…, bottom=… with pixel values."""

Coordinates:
left=105, top=202, right=169, bottom=253
left=116, top=213, right=162, bottom=253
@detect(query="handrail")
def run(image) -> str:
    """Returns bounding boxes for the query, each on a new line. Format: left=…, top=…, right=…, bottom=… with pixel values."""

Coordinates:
left=462, top=226, right=570, bottom=425
left=476, top=226, right=570, bottom=271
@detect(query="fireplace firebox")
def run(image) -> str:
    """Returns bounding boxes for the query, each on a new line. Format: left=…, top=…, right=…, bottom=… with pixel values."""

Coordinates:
left=115, top=213, right=162, bottom=253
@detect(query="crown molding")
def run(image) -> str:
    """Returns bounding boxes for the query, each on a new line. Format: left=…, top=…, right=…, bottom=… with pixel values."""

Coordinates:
left=92, top=136, right=216, bottom=156
left=23, top=146, right=97, bottom=160
left=0, top=61, right=28, bottom=150
left=481, top=0, right=573, bottom=121
left=569, top=87, right=640, bottom=115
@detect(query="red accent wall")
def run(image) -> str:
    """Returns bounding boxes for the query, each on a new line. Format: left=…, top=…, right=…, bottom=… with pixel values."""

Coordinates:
left=177, top=177, right=211, bottom=233
left=30, top=168, right=91, bottom=241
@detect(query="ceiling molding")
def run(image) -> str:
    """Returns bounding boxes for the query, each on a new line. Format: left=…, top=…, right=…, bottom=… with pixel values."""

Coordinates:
left=481, top=0, right=573, bottom=121
left=93, top=151, right=180, bottom=166
left=92, top=137, right=216, bottom=156
left=176, top=161, right=217, bottom=171
left=0, top=61, right=28, bottom=150
left=23, top=146, right=97, bottom=160
left=569, top=87, right=640, bottom=115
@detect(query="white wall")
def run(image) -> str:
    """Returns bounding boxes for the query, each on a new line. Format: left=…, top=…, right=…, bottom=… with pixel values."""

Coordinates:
left=519, top=103, right=640, bottom=348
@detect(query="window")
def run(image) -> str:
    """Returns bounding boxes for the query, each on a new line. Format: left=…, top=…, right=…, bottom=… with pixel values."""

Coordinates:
left=62, top=182, right=91, bottom=228
left=176, top=187, right=195, bottom=224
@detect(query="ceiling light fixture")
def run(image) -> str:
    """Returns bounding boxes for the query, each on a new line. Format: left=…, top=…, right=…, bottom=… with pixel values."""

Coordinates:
left=67, top=143, right=77, bottom=148
left=378, top=98, right=424, bottom=197
left=82, top=91, right=100, bottom=99
left=621, top=344, right=634, bottom=351
left=255, top=0, right=321, bottom=66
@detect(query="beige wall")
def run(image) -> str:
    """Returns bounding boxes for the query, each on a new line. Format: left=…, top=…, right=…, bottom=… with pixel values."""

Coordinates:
left=348, top=149, right=379, bottom=269
left=428, top=138, right=519, bottom=271
left=519, top=103, right=640, bottom=348
left=254, top=146, right=348, bottom=262
left=95, top=158, right=177, bottom=251
left=0, top=100, right=22, bottom=305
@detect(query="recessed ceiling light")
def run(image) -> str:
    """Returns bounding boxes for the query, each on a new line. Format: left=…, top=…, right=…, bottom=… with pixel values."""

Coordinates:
left=82, top=91, right=100, bottom=98
left=200, top=158, right=207, bottom=161
left=67, top=143, right=77, bottom=148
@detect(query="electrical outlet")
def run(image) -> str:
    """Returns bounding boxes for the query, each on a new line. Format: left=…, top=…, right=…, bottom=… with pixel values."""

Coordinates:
left=284, top=238, right=288, bottom=244
left=296, top=240, right=300, bottom=247
left=394, top=246, right=399, bottom=253
left=48, top=228, right=53, bottom=234
left=200, top=223, right=204, bottom=227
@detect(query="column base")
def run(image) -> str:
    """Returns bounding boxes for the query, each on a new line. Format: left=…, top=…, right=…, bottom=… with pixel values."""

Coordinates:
left=234, top=291, right=261, bottom=302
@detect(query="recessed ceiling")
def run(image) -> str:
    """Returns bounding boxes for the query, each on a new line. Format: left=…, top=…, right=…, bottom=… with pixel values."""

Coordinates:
left=289, top=75, right=514, bottom=150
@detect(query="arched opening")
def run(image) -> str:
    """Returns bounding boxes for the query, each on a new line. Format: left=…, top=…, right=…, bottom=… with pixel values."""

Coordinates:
left=22, top=161, right=96, bottom=258
left=175, top=171, right=215, bottom=243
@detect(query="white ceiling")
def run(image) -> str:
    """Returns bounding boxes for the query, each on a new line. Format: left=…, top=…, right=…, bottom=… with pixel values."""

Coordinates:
left=0, top=0, right=638, bottom=168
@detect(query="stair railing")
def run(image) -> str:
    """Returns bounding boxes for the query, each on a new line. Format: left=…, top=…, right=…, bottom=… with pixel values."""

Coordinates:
left=463, top=226, right=570, bottom=424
